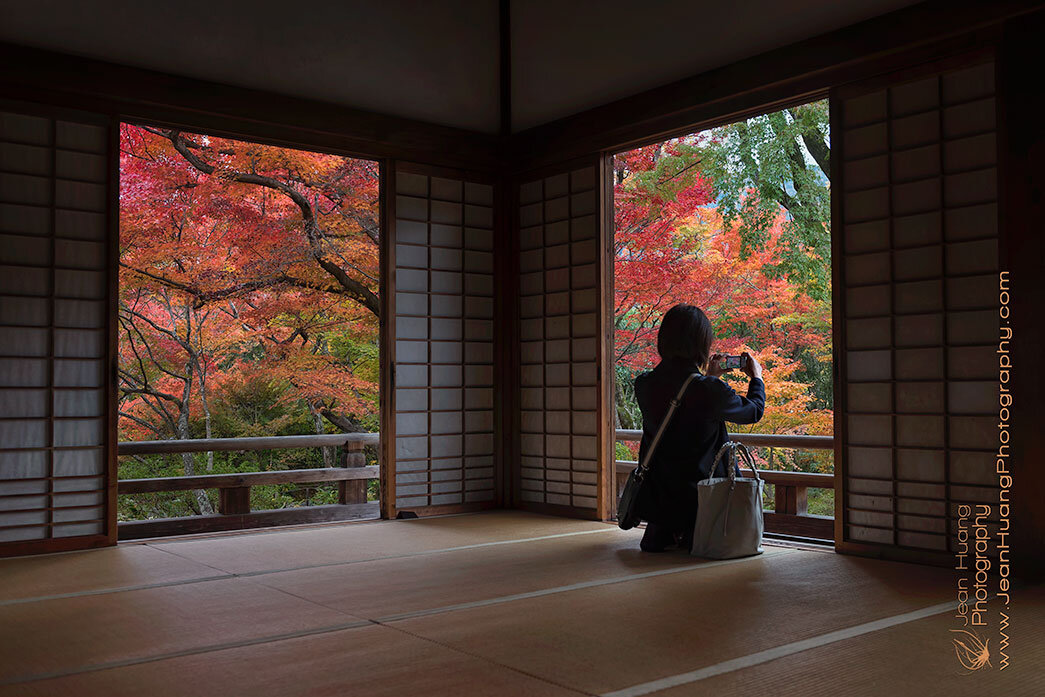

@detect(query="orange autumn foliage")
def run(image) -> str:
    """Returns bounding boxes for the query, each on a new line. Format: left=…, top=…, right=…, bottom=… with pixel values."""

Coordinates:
left=119, top=124, right=379, bottom=442
left=614, top=141, right=832, bottom=470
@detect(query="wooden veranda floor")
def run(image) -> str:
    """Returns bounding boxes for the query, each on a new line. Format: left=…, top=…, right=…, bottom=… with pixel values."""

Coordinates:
left=0, top=511, right=1040, bottom=696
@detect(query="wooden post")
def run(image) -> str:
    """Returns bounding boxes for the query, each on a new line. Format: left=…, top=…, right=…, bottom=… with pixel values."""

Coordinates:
left=339, top=441, right=368, bottom=505
left=774, top=485, right=808, bottom=516
left=794, top=486, right=808, bottom=516
left=219, top=486, right=250, bottom=515
left=615, top=467, right=629, bottom=517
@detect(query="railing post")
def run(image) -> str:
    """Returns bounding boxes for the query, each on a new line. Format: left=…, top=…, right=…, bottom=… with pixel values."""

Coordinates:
left=774, top=485, right=808, bottom=515
left=219, top=486, right=251, bottom=515
left=615, top=466, right=629, bottom=501
left=795, top=486, right=808, bottom=515
left=339, top=440, right=367, bottom=505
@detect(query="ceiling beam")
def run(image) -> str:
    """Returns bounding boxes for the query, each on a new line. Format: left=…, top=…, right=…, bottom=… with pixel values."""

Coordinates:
left=509, top=0, right=1044, bottom=171
left=4, top=0, right=1040, bottom=173
left=0, top=42, right=504, bottom=171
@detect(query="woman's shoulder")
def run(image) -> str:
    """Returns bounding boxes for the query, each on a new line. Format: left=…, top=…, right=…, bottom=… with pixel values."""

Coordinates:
left=676, top=374, right=732, bottom=407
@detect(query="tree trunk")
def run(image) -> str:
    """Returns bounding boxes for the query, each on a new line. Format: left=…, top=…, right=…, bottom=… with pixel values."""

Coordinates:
left=614, top=379, right=640, bottom=430
left=177, top=362, right=214, bottom=515
left=200, top=374, right=214, bottom=472
left=320, top=408, right=365, bottom=433
left=314, top=410, right=333, bottom=468
left=179, top=451, right=215, bottom=515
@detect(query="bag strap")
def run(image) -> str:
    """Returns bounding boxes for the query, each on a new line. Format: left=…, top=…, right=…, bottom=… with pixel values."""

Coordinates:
left=705, top=441, right=762, bottom=482
left=637, top=372, right=699, bottom=474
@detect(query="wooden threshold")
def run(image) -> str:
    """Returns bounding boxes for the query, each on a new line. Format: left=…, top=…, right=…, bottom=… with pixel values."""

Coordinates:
left=117, top=502, right=380, bottom=541
left=763, top=512, right=834, bottom=540
left=117, top=467, right=378, bottom=494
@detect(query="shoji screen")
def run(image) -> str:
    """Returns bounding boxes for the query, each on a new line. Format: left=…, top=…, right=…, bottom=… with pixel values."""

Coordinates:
left=516, top=164, right=606, bottom=518
left=391, top=165, right=497, bottom=514
left=834, top=58, right=1000, bottom=561
left=0, top=105, right=114, bottom=553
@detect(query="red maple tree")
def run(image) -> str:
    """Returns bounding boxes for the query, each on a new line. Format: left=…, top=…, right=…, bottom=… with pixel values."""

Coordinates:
left=613, top=137, right=833, bottom=470
left=118, top=124, right=380, bottom=501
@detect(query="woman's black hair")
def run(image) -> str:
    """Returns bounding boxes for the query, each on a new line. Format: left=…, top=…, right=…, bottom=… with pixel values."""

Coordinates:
left=657, top=304, right=714, bottom=367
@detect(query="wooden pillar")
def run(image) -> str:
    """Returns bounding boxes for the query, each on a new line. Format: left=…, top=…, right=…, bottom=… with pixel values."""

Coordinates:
left=218, top=487, right=250, bottom=515
left=339, top=441, right=368, bottom=505
left=774, top=485, right=808, bottom=516
left=999, top=12, right=1045, bottom=582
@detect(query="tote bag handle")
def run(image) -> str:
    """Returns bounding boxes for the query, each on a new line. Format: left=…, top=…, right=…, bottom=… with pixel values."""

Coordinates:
left=637, top=373, right=699, bottom=475
left=705, top=441, right=762, bottom=483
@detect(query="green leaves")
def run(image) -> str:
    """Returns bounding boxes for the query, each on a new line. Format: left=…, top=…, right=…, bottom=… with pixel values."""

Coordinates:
left=699, top=99, right=832, bottom=301
left=613, top=99, right=835, bottom=483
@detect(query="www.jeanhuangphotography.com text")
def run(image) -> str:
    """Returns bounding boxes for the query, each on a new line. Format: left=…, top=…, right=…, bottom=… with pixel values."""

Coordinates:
left=951, top=271, right=1012, bottom=673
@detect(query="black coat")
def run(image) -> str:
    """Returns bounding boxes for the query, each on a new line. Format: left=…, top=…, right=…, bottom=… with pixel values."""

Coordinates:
left=633, top=357, right=766, bottom=532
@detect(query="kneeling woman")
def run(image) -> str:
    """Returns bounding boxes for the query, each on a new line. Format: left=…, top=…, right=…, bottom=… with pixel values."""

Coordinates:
left=633, top=304, right=766, bottom=552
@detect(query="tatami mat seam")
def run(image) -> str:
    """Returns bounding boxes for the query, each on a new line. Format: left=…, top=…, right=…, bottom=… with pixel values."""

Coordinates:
left=0, top=618, right=378, bottom=687
left=0, top=573, right=235, bottom=608
left=237, top=574, right=373, bottom=621
left=145, top=541, right=239, bottom=575
left=0, top=526, right=620, bottom=607
left=0, top=548, right=795, bottom=686
left=373, top=548, right=795, bottom=623
left=376, top=619, right=596, bottom=697
left=233, top=527, right=622, bottom=578
left=599, top=599, right=962, bottom=697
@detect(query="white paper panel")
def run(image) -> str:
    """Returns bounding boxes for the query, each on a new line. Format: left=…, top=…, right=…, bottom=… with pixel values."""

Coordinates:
left=393, top=168, right=495, bottom=511
left=0, top=107, right=111, bottom=548
left=517, top=165, right=600, bottom=511
left=837, top=61, right=999, bottom=556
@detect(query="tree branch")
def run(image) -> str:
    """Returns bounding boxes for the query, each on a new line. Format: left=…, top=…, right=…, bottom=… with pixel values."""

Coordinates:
left=161, top=130, right=380, bottom=317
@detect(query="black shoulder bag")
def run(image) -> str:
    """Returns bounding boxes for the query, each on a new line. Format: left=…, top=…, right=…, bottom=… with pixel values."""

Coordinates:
left=617, top=372, right=699, bottom=530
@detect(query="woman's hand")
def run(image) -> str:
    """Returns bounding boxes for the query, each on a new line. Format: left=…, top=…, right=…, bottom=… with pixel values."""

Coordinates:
left=706, top=353, right=726, bottom=378
left=741, top=351, right=763, bottom=380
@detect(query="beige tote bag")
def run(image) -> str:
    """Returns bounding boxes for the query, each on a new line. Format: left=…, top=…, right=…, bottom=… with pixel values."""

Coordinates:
left=691, top=441, right=764, bottom=559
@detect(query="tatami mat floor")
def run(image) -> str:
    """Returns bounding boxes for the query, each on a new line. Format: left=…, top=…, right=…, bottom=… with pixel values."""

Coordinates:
left=0, top=511, right=1038, bottom=696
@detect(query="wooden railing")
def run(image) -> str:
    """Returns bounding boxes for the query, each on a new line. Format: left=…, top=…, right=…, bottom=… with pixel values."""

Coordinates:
left=117, top=433, right=380, bottom=540
left=614, top=429, right=835, bottom=541
left=120, top=429, right=834, bottom=541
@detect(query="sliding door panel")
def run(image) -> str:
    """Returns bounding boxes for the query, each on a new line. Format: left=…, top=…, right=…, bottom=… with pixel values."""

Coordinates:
left=0, top=104, right=114, bottom=554
left=516, top=163, right=606, bottom=518
left=834, top=58, right=1001, bottom=562
left=391, top=165, right=496, bottom=514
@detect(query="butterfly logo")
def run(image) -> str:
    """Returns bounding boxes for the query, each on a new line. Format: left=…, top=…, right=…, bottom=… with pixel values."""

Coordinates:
left=951, top=629, right=991, bottom=672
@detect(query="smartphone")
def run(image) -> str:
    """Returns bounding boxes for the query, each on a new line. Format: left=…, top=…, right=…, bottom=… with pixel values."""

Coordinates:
left=720, top=354, right=748, bottom=371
